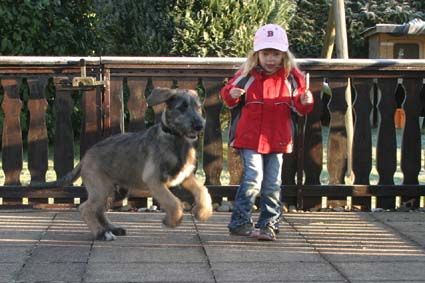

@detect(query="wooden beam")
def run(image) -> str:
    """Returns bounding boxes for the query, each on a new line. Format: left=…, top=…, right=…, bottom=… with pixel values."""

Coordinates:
left=321, top=3, right=336, bottom=59
left=333, top=0, right=354, bottom=184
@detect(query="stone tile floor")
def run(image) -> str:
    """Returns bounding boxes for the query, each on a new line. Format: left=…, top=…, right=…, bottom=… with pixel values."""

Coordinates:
left=0, top=210, right=424, bottom=282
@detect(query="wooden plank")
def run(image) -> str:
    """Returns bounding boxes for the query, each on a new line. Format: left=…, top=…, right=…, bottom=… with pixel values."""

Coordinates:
left=102, top=68, right=112, bottom=137
left=376, top=78, right=397, bottom=184
left=401, top=78, right=422, bottom=184
left=0, top=185, right=423, bottom=201
left=202, top=79, right=224, bottom=185
left=52, top=77, right=75, bottom=178
left=0, top=186, right=86, bottom=198
left=109, top=77, right=124, bottom=135
left=1, top=79, right=23, bottom=185
left=282, top=116, right=298, bottom=185
left=304, top=77, right=324, bottom=185
left=352, top=78, right=373, bottom=184
left=127, top=77, right=148, bottom=132
left=327, top=78, right=348, bottom=184
left=27, top=78, right=49, bottom=183
left=80, top=87, right=102, bottom=157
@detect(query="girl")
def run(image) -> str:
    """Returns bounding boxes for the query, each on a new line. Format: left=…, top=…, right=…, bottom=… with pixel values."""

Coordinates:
left=220, top=24, right=313, bottom=241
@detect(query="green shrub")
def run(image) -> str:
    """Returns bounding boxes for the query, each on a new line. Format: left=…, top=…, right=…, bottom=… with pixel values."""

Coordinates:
left=0, top=0, right=99, bottom=55
left=95, top=0, right=174, bottom=55
left=288, top=0, right=329, bottom=58
left=288, top=0, right=425, bottom=58
left=171, top=0, right=296, bottom=57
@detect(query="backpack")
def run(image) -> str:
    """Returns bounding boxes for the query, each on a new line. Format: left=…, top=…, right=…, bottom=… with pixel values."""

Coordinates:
left=228, top=74, right=297, bottom=146
left=228, top=76, right=254, bottom=146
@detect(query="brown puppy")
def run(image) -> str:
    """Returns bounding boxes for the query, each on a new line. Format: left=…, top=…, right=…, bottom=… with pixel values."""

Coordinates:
left=49, top=88, right=213, bottom=240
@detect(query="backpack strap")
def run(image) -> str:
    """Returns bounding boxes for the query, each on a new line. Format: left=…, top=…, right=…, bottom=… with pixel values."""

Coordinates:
left=233, top=75, right=255, bottom=90
left=232, top=75, right=254, bottom=106
left=228, top=75, right=253, bottom=146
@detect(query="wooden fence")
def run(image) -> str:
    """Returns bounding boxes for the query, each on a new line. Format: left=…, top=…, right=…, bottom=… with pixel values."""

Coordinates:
left=0, top=56, right=424, bottom=210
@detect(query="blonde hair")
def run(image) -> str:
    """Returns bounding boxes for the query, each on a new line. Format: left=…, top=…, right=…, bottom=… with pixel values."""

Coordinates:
left=240, top=50, right=297, bottom=77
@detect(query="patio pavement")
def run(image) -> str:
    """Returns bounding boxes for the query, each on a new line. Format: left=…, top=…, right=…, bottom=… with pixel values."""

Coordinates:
left=0, top=209, right=424, bottom=282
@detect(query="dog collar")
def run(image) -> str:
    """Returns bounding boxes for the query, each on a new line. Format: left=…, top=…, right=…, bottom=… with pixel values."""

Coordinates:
left=161, top=123, right=181, bottom=137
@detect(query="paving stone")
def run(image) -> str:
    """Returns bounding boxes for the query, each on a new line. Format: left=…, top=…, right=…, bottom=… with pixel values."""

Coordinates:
left=204, top=245, right=323, bottom=263
left=0, top=263, right=22, bottom=283
left=17, top=262, right=86, bottom=282
left=211, top=262, right=346, bottom=282
left=40, top=231, right=93, bottom=244
left=27, top=245, right=91, bottom=263
left=85, top=263, right=214, bottom=282
left=0, top=210, right=424, bottom=283
left=399, top=231, right=425, bottom=247
left=0, top=246, right=31, bottom=263
left=89, top=246, right=206, bottom=263
left=91, top=231, right=201, bottom=247
left=370, top=211, right=425, bottom=222
left=334, top=261, right=425, bottom=282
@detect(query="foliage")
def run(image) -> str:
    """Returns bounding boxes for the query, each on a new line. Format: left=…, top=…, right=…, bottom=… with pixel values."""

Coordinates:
left=288, top=0, right=425, bottom=58
left=171, top=0, right=296, bottom=57
left=345, top=0, right=425, bottom=58
left=288, top=0, right=330, bottom=58
left=0, top=0, right=100, bottom=55
left=94, top=0, right=175, bottom=55
left=1, top=0, right=423, bottom=58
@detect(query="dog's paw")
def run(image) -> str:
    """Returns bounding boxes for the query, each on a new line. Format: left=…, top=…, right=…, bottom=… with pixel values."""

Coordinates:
left=97, top=231, right=117, bottom=241
left=193, top=204, right=213, bottom=222
left=111, top=227, right=127, bottom=236
left=162, top=211, right=184, bottom=228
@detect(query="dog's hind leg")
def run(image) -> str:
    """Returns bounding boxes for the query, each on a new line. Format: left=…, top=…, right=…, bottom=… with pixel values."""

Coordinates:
left=79, top=178, right=126, bottom=240
left=181, top=174, right=213, bottom=221
left=102, top=214, right=127, bottom=236
left=79, top=197, right=116, bottom=241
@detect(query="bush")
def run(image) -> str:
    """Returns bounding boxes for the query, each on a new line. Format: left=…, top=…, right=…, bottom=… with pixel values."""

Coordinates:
left=288, top=0, right=330, bottom=58
left=94, top=0, right=175, bottom=55
left=171, top=0, right=296, bottom=57
left=0, top=0, right=99, bottom=55
left=288, top=0, right=425, bottom=58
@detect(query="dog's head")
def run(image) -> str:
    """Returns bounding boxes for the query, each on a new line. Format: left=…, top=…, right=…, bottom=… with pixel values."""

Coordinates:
left=147, top=87, right=205, bottom=141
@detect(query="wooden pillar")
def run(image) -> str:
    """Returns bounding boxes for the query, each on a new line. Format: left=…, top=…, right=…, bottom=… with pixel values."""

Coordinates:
left=333, top=0, right=354, bottom=184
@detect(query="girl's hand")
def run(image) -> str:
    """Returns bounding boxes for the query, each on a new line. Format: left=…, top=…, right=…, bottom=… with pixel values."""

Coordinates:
left=300, top=90, right=313, bottom=105
left=229, top=87, right=245, bottom=99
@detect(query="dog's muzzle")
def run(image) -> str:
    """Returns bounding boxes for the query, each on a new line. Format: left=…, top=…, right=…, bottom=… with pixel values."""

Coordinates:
left=185, top=120, right=204, bottom=140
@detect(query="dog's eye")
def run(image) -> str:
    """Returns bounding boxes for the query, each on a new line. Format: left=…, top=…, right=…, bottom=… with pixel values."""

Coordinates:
left=177, top=102, right=188, bottom=112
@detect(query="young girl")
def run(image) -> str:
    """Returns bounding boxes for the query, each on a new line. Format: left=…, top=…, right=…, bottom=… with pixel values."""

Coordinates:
left=220, top=24, right=313, bottom=241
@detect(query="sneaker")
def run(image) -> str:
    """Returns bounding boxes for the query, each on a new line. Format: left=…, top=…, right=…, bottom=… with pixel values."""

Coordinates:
left=229, top=223, right=254, bottom=236
left=256, top=226, right=277, bottom=241
left=249, top=229, right=261, bottom=238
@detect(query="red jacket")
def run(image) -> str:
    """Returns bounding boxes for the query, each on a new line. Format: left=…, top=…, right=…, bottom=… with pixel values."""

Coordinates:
left=220, top=67, right=313, bottom=154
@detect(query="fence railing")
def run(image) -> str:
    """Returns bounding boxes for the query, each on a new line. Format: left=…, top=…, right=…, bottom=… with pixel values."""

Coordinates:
left=0, top=56, right=425, bottom=210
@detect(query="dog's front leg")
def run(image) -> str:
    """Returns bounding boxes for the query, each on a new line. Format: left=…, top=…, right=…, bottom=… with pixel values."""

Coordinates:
left=145, top=180, right=184, bottom=227
left=181, top=174, right=213, bottom=221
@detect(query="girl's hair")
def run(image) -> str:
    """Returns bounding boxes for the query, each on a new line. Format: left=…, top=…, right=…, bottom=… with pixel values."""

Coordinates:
left=240, top=50, right=297, bottom=77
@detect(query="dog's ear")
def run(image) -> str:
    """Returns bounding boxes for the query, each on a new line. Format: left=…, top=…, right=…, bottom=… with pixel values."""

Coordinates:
left=147, top=87, right=177, bottom=106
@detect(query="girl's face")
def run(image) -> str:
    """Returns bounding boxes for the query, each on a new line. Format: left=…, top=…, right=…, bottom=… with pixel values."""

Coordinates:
left=258, top=49, right=284, bottom=74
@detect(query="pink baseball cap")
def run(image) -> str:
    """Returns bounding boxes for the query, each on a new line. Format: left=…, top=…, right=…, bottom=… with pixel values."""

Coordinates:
left=253, top=24, right=289, bottom=52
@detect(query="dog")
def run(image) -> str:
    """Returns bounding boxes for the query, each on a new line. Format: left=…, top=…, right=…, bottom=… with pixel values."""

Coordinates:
left=46, top=87, right=213, bottom=240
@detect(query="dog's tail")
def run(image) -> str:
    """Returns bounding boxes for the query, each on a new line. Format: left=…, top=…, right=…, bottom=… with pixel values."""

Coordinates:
left=29, top=163, right=82, bottom=189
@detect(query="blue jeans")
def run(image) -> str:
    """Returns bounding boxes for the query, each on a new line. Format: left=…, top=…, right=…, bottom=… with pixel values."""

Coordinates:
left=228, top=149, right=283, bottom=230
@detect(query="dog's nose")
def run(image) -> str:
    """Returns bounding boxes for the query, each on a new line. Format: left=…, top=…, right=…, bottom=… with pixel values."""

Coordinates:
left=193, top=121, right=204, bottom=131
